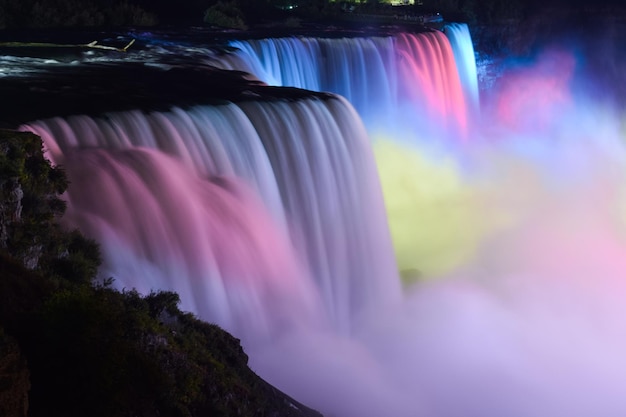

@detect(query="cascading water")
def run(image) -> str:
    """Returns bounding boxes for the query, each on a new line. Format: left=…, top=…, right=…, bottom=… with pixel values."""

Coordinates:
left=23, top=96, right=400, bottom=338
left=443, top=23, right=479, bottom=113
left=57, top=147, right=323, bottom=340
left=15, top=20, right=626, bottom=417
left=228, top=28, right=472, bottom=141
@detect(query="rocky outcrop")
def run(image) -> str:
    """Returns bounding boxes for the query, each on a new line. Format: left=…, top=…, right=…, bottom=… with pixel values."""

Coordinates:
left=0, top=331, right=30, bottom=417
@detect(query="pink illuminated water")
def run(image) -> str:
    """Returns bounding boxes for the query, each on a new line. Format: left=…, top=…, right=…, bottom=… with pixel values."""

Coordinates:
left=24, top=97, right=400, bottom=338
left=21, top=23, right=626, bottom=417
left=228, top=29, right=471, bottom=140
left=60, top=147, right=323, bottom=340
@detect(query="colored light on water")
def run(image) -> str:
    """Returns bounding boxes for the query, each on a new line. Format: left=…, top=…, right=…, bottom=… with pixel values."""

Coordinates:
left=18, top=23, right=626, bottom=417
left=373, top=140, right=487, bottom=280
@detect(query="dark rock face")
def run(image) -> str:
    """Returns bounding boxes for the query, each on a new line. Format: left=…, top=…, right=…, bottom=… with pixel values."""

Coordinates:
left=0, top=331, right=30, bottom=417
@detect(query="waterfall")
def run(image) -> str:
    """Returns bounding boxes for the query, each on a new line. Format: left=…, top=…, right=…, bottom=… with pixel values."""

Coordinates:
left=443, top=23, right=479, bottom=113
left=23, top=96, right=400, bottom=337
left=14, top=20, right=626, bottom=417
left=228, top=26, right=477, bottom=141
left=14, top=28, right=482, bottom=415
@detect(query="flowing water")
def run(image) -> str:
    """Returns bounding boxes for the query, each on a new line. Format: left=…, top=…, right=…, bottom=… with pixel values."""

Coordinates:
left=10, top=20, right=626, bottom=416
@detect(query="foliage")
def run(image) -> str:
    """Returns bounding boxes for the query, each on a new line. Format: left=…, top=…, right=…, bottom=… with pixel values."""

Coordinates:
left=1, top=130, right=62, bottom=266
left=0, top=0, right=158, bottom=28
left=106, top=1, right=159, bottom=26
left=11, top=277, right=317, bottom=417
left=42, top=229, right=102, bottom=285
left=24, top=286, right=202, bottom=417
left=31, top=0, right=106, bottom=28
left=0, top=130, right=101, bottom=283
left=204, top=1, right=248, bottom=30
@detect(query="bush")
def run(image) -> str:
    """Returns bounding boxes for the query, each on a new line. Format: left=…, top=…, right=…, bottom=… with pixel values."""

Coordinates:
left=31, top=0, right=105, bottom=27
left=0, top=0, right=158, bottom=28
left=0, top=130, right=68, bottom=269
left=204, top=1, right=248, bottom=30
left=107, top=1, right=158, bottom=26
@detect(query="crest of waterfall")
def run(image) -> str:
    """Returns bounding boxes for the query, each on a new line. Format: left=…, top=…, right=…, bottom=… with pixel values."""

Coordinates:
left=22, top=96, right=400, bottom=337
left=227, top=26, right=478, bottom=141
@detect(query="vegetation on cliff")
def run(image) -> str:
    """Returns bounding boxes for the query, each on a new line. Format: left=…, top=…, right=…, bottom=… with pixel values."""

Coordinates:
left=0, top=0, right=158, bottom=29
left=0, top=0, right=541, bottom=29
left=204, top=1, right=249, bottom=30
left=0, top=129, right=321, bottom=417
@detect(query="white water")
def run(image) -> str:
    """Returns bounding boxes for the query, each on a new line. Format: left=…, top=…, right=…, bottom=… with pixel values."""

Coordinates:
left=20, top=23, right=626, bottom=417
left=24, top=96, right=399, bottom=339
left=228, top=29, right=472, bottom=142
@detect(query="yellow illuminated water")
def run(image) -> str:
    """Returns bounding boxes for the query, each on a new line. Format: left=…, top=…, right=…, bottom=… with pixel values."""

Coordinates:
left=373, top=140, right=488, bottom=282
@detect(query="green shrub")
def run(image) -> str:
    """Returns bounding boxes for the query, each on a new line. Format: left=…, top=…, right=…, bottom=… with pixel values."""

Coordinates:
left=204, top=1, right=248, bottom=29
left=31, top=0, right=105, bottom=27
left=107, top=1, right=158, bottom=26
